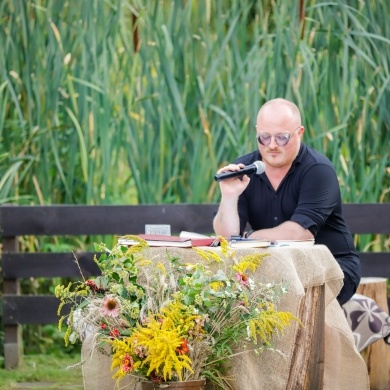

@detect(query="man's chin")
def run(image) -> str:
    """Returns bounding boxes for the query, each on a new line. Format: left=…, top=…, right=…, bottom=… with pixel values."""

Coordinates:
left=263, top=157, right=285, bottom=168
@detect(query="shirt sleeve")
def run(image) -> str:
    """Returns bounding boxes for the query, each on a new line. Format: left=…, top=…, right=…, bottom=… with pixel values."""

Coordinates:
left=290, top=163, right=341, bottom=236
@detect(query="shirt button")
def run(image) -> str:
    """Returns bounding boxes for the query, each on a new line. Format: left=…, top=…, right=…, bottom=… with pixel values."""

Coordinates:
left=274, top=217, right=278, bottom=221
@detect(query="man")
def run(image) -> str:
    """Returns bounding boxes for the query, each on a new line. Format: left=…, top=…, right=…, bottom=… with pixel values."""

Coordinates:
left=213, top=98, right=360, bottom=305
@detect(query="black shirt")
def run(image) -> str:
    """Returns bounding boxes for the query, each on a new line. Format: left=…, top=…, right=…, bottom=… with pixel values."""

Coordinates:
left=234, top=143, right=361, bottom=288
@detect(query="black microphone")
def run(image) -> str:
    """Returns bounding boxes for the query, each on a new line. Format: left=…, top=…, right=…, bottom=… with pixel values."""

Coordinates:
left=214, top=161, right=266, bottom=182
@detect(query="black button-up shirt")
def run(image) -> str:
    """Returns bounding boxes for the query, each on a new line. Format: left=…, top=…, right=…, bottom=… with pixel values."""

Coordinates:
left=234, top=143, right=361, bottom=288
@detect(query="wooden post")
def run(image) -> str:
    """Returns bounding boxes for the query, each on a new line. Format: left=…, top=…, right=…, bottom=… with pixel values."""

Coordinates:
left=287, top=284, right=325, bottom=390
left=2, top=236, right=23, bottom=369
left=357, top=277, right=390, bottom=390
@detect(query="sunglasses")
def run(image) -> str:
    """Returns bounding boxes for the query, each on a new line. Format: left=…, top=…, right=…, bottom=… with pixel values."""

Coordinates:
left=256, top=126, right=301, bottom=147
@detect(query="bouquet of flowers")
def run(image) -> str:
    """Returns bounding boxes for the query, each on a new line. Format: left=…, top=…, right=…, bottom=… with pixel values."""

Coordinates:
left=56, top=237, right=298, bottom=389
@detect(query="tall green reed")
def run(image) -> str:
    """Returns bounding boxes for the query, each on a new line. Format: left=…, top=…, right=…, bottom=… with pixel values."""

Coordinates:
left=0, top=0, right=388, bottom=206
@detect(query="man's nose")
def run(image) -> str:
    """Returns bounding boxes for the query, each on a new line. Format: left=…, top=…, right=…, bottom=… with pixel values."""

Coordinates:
left=269, top=136, right=278, bottom=148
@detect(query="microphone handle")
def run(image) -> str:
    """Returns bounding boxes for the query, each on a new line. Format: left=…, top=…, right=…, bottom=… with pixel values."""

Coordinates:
left=214, top=166, right=256, bottom=182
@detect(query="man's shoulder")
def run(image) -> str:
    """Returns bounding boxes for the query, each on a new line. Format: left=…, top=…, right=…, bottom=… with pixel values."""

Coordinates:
left=302, top=144, right=333, bottom=167
left=233, top=151, right=261, bottom=165
left=297, top=145, right=338, bottom=182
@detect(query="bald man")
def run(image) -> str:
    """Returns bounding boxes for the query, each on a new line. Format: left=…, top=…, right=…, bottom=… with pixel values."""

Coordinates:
left=213, top=98, right=360, bottom=305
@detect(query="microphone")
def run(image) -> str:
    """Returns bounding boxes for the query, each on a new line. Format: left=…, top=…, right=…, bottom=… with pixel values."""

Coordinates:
left=214, top=161, right=266, bottom=182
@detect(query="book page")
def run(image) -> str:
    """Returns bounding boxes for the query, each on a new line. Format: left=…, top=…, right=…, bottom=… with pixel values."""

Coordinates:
left=229, top=239, right=271, bottom=248
left=273, top=239, right=315, bottom=247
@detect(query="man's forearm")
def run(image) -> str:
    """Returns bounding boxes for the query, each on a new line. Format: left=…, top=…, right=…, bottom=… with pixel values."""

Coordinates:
left=213, top=198, right=241, bottom=238
left=248, top=221, right=314, bottom=241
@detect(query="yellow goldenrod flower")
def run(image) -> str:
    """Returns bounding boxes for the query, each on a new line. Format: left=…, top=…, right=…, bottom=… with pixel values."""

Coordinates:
left=232, top=253, right=269, bottom=273
left=210, top=281, right=224, bottom=291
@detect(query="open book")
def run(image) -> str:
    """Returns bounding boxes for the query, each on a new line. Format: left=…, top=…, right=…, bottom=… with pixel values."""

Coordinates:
left=118, top=234, right=192, bottom=248
left=179, top=231, right=219, bottom=247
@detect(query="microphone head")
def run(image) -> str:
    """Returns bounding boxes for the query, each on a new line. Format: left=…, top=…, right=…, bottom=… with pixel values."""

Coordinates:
left=253, top=161, right=266, bottom=174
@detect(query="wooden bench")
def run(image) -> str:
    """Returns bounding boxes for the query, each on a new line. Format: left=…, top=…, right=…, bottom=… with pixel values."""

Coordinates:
left=1, top=203, right=389, bottom=369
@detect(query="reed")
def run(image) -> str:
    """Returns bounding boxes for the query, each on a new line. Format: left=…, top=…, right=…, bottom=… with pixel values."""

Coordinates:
left=0, top=0, right=388, bottom=207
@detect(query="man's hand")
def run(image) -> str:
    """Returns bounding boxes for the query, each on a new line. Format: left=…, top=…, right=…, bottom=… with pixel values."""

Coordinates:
left=216, top=163, right=251, bottom=197
left=213, top=163, right=251, bottom=238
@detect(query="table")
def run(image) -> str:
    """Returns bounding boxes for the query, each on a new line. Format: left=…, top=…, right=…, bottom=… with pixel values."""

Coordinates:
left=81, top=245, right=369, bottom=390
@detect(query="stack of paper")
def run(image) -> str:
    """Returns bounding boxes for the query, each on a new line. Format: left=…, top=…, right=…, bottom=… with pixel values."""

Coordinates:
left=229, top=239, right=271, bottom=248
left=228, top=238, right=315, bottom=248
left=272, top=239, right=315, bottom=247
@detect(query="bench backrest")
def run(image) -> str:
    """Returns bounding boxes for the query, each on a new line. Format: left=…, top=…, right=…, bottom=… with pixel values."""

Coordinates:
left=1, top=203, right=389, bottom=323
left=1, top=203, right=389, bottom=368
left=1, top=205, right=217, bottom=325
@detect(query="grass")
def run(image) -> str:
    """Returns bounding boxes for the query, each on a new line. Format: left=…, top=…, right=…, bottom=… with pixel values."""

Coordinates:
left=0, top=353, right=83, bottom=390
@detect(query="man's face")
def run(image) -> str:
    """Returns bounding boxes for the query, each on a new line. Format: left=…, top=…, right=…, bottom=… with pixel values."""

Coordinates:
left=256, top=111, right=303, bottom=169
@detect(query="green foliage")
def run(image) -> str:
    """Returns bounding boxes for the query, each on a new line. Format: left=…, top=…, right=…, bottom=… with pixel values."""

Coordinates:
left=22, top=324, right=81, bottom=355
left=0, top=0, right=388, bottom=205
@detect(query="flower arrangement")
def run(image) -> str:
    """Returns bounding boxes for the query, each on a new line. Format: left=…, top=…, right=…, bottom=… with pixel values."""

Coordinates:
left=56, top=237, right=298, bottom=389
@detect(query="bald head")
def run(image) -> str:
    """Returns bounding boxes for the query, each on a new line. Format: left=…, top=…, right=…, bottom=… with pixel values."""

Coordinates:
left=257, top=98, right=301, bottom=127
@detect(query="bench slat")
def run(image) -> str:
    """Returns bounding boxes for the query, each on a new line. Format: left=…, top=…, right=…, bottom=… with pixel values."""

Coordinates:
left=359, top=252, right=390, bottom=278
left=0, top=204, right=217, bottom=236
left=1, top=203, right=388, bottom=235
left=4, top=294, right=389, bottom=326
left=343, top=203, right=390, bottom=234
left=3, top=252, right=389, bottom=280
left=2, top=295, right=68, bottom=324
left=2, top=252, right=100, bottom=278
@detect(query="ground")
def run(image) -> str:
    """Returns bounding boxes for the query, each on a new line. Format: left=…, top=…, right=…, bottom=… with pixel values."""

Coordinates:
left=0, top=354, right=83, bottom=390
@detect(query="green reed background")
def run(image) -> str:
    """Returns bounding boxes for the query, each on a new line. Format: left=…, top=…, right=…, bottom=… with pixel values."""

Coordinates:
left=0, top=0, right=389, bottom=206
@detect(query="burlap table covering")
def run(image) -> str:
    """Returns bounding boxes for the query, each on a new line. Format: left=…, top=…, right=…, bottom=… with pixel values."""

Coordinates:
left=81, top=245, right=369, bottom=390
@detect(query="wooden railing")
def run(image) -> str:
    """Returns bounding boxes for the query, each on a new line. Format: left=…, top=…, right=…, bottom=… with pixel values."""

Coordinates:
left=1, top=203, right=389, bottom=369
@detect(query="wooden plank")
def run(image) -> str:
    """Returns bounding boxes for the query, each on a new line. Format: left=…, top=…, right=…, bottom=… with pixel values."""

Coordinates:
left=2, top=252, right=100, bottom=278
left=3, top=295, right=70, bottom=324
left=287, top=284, right=325, bottom=389
left=343, top=203, right=390, bottom=234
left=3, top=253, right=389, bottom=281
left=359, top=252, right=390, bottom=278
left=3, top=252, right=388, bottom=279
left=2, top=203, right=389, bottom=236
left=23, top=289, right=379, bottom=334
left=0, top=204, right=217, bottom=236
